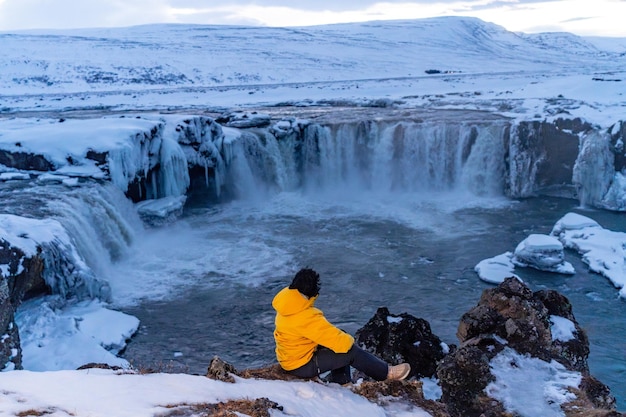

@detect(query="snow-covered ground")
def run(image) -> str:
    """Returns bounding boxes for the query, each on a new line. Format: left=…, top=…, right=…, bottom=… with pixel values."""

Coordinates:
left=0, top=348, right=581, bottom=417
left=1, top=17, right=625, bottom=416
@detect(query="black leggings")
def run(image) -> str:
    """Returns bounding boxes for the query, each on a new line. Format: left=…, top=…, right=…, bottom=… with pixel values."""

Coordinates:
left=287, top=345, right=388, bottom=384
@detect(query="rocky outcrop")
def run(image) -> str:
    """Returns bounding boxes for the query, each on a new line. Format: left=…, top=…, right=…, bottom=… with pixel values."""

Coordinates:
left=0, top=275, right=21, bottom=371
left=0, top=150, right=54, bottom=172
left=507, top=117, right=592, bottom=198
left=438, top=277, right=618, bottom=417
left=504, top=116, right=626, bottom=211
left=609, top=120, right=626, bottom=173
left=0, top=239, right=47, bottom=370
left=355, top=306, right=449, bottom=379
left=206, top=355, right=239, bottom=383
left=351, top=279, right=622, bottom=416
left=511, top=233, right=575, bottom=274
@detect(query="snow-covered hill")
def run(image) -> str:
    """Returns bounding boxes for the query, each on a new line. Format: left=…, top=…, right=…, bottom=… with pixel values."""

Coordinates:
left=0, top=16, right=622, bottom=94
left=1, top=17, right=624, bottom=127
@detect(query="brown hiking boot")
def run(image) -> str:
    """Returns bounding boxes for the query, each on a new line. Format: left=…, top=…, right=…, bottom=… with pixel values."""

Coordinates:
left=387, top=363, right=411, bottom=380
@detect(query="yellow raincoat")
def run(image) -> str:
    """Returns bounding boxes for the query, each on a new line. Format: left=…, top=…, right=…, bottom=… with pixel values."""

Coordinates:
left=272, top=287, right=355, bottom=371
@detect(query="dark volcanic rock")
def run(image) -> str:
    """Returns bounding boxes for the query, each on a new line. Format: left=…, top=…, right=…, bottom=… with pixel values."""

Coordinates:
left=507, top=118, right=585, bottom=198
left=437, top=277, right=620, bottom=417
left=580, top=375, right=618, bottom=410
left=437, top=345, right=498, bottom=417
left=457, top=277, right=553, bottom=362
left=355, top=307, right=448, bottom=378
left=0, top=150, right=55, bottom=171
left=206, top=355, right=237, bottom=383
left=609, top=120, right=626, bottom=172
left=535, top=289, right=590, bottom=373
left=0, top=273, right=21, bottom=370
left=1, top=242, right=48, bottom=305
left=0, top=239, right=48, bottom=370
left=456, top=278, right=590, bottom=372
left=216, top=111, right=271, bottom=128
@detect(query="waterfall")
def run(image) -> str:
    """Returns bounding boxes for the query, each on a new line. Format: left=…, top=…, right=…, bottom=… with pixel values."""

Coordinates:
left=169, top=115, right=623, bottom=211
left=460, top=123, right=508, bottom=195
left=209, top=119, right=510, bottom=199
left=44, top=183, right=143, bottom=271
left=14, top=182, right=144, bottom=300
left=218, top=129, right=298, bottom=200
left=299, top=120, right=508, bottom=195
left=131, top=115, right=622, bottom=209
left=3, top=113, right=624, bottom=314
left=222, top=131, right=268, bottom=200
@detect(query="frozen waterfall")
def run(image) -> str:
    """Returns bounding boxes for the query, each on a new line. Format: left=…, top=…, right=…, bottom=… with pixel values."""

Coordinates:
left=219, top=120, right=510, bottom=200
left=2, top=112, right=625, bottom=304
left=0, top=182, right=143, bottom=301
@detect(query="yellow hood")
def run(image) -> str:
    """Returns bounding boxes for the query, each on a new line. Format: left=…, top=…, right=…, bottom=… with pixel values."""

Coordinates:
left=272, top=287, right=316, bottom=316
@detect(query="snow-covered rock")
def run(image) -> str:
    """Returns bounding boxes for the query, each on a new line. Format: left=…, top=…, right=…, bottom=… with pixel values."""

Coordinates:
left=512, top=234, right=575, bottom=274
left=0, top=172, right=31, bottom=181
left=474, top=252, right=521, bottom=284
left=551, top=212, right=626, bottom=297
left=551, top=212, right=601, bottom=232
left=135, top=195, right=186, bottom=226
left=441, top=278, right=615, bottom=416
left=0, top=116, right=197, bottom=202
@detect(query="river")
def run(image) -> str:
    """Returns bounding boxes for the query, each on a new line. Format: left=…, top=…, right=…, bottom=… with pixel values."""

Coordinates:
left=107, top=191, right=626, bottom=409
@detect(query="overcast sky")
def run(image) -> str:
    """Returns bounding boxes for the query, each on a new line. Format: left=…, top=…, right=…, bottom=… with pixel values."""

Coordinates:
left=0, top=0, right=624, bottom=37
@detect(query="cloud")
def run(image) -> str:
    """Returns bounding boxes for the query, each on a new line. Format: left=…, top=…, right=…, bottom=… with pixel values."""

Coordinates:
left=561, top=16, right=597, bottom=24
left=168, top=0, right=379, bottom=11
left=165, top=2, right=506, bottom=27
left=0, top=0, right=172, bottom=30
left=0, top=0, right=624, bottom=36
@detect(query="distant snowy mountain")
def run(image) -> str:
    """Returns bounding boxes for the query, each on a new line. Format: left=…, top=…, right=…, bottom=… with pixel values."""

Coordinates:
left=1, top=17, right=623, bottom=96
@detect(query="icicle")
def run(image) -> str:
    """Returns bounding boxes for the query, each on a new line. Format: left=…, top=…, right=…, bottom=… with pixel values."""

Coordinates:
left=105, top=123, right=165, bottom=195
left=152, top=136, right=190, bottom=199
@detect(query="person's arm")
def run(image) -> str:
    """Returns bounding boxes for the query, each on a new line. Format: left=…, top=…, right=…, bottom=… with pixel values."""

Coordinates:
left=303, top=308, right=354, bottom=353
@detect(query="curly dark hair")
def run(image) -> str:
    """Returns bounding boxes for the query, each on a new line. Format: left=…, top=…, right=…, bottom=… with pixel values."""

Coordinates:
left=289, top=268, right=320, bottom=298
